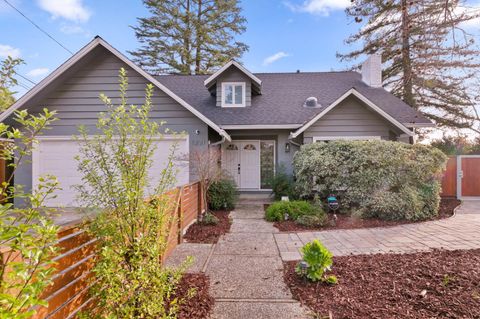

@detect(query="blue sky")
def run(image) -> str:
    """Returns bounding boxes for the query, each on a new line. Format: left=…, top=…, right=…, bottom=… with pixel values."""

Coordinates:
left=1, top=0, right=479, bottom=98
left=0, top=0, right=364, bottom=96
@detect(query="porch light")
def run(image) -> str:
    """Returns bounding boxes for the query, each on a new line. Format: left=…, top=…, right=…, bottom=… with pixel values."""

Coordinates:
left=285, top=142, right=290, bottom=153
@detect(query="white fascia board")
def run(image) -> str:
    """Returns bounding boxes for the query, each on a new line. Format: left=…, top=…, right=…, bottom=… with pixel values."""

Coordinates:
left=290, top=88, right=414, bottom=138
left=1, top=37, right=231, bottom=142
left=203, top=60, right=262, bottom=88
left=221, top=124, right=302, bottom=130
left=404, top=122, right=436, bottom=128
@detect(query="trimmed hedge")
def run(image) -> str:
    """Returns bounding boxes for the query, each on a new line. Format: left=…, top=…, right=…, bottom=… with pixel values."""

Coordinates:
left=265, top=200, right=325, bottom=222
left=208, top=178, right=237, bottom=210
left=293, top=140, right=447, bottom=221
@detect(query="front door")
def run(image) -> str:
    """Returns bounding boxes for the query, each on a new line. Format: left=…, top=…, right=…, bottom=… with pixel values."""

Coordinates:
left=223, top=141, right=261, bottom=189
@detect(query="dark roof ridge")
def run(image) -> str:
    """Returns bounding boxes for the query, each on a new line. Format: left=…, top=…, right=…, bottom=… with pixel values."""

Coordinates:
left=153, top=70, right=358, bottom=77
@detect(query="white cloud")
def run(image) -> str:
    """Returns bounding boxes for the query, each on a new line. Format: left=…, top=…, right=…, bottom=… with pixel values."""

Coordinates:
left=60, top=24, right=90, bottom=37
left=263, top=52, right=290, bottom=66
left=0, top=44, right=21, bottom=58
left=37, top=0, right=91, bottom=22
left=284, top=0, right=351, bottom=16
left=27, top=68, right=50, bottom=78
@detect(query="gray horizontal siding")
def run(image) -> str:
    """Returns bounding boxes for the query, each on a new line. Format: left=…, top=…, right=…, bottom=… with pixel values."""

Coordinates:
left=14, top=47, right=210, bottom=202
left=303, top=96, right=401, bottom=143
left=215, top=66, right=252, bottom=107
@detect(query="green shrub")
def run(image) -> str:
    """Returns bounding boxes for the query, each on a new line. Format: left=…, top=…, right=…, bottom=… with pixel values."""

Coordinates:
left=293, top=140, right=447, bottom=221
left=296, top=240, right=335, bottom=282
left=325, top=274, right=338, bottom=285
left=265, top=200, right=317, bottom=222
left=208, top=178, right=237, bottom=210
left=296, top=213, right=327, bottom=227
left=268, top=165, right=298, bottom=200
left=201, top=212, right=219, bottom=225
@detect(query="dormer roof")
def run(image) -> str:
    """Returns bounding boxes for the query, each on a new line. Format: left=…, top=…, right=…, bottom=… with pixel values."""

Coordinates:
left=203, top=60, right=262, bottom=93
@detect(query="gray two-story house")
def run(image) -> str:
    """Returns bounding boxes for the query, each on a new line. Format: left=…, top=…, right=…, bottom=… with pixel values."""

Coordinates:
left=1, top=36, right=432, bottom=207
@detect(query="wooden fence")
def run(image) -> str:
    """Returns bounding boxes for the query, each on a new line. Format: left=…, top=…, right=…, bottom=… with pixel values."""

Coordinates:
left=2, top=181, right=204, bottom=319
left=441, top=157, right=457, bottom=197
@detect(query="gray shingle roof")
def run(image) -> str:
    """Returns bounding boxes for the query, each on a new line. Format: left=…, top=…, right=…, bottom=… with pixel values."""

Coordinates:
left=155, top=71, right=431, bottom=126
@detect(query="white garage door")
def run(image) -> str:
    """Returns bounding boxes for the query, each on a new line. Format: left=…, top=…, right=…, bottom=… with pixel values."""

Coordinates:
left=32, top=136, right=189, bottom=207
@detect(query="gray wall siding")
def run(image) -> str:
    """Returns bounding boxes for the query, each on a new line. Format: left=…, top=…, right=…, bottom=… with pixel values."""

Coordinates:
left=226, top=129, right=299, bottom=176
left=215, top=66, right=252, bottom=107
left=303, top=96, right=401, bottom=143
left=15, top=47, right=208, bottom=204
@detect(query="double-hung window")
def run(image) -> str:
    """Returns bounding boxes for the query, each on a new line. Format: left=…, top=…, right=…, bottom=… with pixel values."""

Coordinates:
left=222, top=82, right=245, bottom=107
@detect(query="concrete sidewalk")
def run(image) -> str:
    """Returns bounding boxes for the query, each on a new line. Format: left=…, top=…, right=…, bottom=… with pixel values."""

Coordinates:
left=275, top=200, right=480, bottom=261
left=166, top=201, right=309, bottom=319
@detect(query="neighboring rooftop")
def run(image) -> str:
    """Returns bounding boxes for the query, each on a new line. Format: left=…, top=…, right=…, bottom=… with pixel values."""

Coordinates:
left=155, top=71, right=431, bottom=127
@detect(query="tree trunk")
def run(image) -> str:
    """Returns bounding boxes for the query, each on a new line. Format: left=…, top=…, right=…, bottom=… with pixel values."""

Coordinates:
left=401, top=0, right=415, bottom=108
left=195, top=0, right=202, bottom=74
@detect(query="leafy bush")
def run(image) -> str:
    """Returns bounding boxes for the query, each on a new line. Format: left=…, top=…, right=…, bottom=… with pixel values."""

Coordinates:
left=76, top=69, right=190, bottom=318
left=296, top=213, right=327, bottom=227
left=295, top=240, right=335, bottom=282
left=208, top=178, right=237, bottom=210
left=265, top=200, right=318, bottom=222
left=0, top=109, right=60, bottom=318
left=201, top=212, right=219, bottom=225
left=269, top=165, right=298, bottom=200
left=293, top=140, right=447, bottom=221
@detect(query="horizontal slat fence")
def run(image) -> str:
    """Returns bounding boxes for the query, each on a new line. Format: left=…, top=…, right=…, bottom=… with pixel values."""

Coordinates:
left=3, top=181, right=204, bottom=319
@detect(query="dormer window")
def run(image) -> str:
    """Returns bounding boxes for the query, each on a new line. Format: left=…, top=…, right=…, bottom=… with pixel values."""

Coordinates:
left=222, top=82, right=245, bottom=107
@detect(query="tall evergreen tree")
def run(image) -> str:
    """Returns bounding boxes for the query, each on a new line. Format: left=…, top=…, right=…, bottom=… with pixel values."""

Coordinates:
left=338, top=0, right=480, bottom=133
left=130, top=0, right=248, bottom=75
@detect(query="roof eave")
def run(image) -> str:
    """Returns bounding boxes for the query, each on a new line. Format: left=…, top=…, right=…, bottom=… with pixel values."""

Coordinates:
left=1, top=37, right=231, bottom=141
left=203, top=60, right=262, bottom=89
left=290, top=88, right=414, bottom=139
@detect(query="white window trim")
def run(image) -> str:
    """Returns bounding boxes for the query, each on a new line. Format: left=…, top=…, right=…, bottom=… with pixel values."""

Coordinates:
left=221, top=82, right=246, bottom=108
left=312, top=136, right=381, bottom=142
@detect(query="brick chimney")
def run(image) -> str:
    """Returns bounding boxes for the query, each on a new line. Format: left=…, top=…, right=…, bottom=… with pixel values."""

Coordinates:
left=361, top=54, right=382, bottom=88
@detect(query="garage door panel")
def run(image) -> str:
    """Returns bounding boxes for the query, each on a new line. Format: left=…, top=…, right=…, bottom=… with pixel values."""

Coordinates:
left=33, top=137, right=189, bottom=207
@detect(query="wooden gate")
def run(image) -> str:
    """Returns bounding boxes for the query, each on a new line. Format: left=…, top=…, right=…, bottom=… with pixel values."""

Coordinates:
left=458, top=155, right=480, bottom=198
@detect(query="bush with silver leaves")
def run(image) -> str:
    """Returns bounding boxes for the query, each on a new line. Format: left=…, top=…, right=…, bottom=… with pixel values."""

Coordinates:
left=293, top=140, right=447, bottom=221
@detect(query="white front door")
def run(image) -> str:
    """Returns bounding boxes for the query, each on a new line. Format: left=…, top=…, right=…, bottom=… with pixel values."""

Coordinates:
left=223, top=141, right=261, bottom=189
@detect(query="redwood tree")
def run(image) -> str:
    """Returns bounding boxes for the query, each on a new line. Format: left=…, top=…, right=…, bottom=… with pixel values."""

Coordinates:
left=338, top=0, right=480, bottom=133
left=130, top=0, right=248, bottom=75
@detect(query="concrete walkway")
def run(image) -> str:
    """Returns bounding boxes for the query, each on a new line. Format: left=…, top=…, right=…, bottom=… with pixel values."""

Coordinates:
left=166, top=201, right=309, bottom=319
left=276, top=200, right=480, bottom=261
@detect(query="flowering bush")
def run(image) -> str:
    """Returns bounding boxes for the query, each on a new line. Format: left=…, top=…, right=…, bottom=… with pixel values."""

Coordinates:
left=293, top=140, right=447, bottom=221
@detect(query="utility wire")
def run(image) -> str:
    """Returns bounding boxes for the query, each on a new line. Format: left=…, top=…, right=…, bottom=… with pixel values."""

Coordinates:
left=2, top=0, right=74, bottom=55
left=15, top=72, right=36, bottom=85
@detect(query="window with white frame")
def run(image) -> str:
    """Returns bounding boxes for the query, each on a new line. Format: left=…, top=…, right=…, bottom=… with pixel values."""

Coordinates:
left=222, top=82, right=245, bottom=107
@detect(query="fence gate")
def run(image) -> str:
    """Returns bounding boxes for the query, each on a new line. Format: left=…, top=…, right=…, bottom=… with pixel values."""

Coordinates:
left=458, top=155, right=480, bottom=199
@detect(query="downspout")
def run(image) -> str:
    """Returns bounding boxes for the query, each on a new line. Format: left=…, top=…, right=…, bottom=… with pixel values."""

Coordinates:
left=288, top=133, right=302, bottom=148
left=210, top=135, right=226, bottom=146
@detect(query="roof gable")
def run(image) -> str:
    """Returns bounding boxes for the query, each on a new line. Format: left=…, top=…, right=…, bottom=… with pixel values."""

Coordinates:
left=203, top=60, right=262, bottom=92
left=1, top=37, right=231, bottom=141
left=291, top=88, right=414, bottom=138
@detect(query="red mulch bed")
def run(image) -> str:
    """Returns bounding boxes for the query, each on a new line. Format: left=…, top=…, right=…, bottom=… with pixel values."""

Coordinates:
left=272, top=198, right=460, bottom=232
left=183, top=210, right=231, bottom=243
left=174, top=273, right=214, bottom=319
left=284, top=249, right=480, bottom=318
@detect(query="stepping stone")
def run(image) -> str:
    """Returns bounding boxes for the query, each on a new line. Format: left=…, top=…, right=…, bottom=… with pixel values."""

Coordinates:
left=211, top=301, right=309, bottom=319
left=206, top=254, right=291, bottom=299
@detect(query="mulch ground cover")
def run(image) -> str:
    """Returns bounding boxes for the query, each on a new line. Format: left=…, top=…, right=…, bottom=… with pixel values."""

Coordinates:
left=174, top=273, right=214, bottom=319
left=272, top=198, right=460, bottom=232
left=284, top=249, right=480, bottom=318
left=183, top=210, right=231, bottom=243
